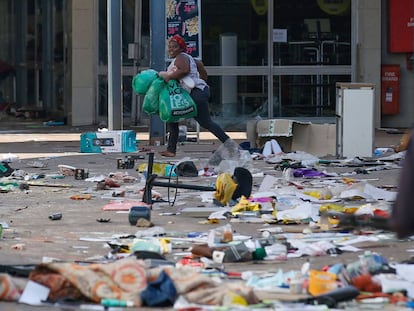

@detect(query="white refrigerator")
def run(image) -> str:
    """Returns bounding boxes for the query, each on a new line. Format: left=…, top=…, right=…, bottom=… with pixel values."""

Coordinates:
left=336, top=83, right=375, bottom=158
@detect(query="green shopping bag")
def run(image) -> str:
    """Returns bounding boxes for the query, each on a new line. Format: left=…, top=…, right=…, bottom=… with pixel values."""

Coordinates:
left=132, top=69, right=158, bottom=95
left=159, top=80, right=197, bottom=122
left=142, top=77, right=165, bottom=115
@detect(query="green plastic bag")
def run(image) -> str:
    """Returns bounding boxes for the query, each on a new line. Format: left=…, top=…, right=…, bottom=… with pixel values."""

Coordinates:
left=159, top=80, right=197, bottom=122
left=132, top=69, right=158, bottom=95
left=142, top=77, right=165, bottom=115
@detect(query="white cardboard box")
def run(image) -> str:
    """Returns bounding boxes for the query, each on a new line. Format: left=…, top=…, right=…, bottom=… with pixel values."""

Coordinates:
left=80, top=130, right=137, bottom=153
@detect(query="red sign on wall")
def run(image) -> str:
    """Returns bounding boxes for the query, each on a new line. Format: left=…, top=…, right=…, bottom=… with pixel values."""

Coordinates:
left=389, top=0, right=414, bottom=53
left=381, top=64, right=400, bottom=115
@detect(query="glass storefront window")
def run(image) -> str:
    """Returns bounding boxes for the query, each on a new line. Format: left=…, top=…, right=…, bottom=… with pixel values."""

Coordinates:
left=200, top=0, right=351, bottom=123
left=1, top=0, right=66, bottom=113
left=98, top=0, right=150, bottom=122
left=122, top=0, right=136, bottom=66
left=98, top=75, right=134, bottom=118
left=208, top=75, right=268, bottom=130
left=274, top=0, right=351, bottom=66
left=99, top=0, right=150, bottom=66
left=0, top=1, right=14, bottom=107
left=97, top=0, right=352, bottom=126
left=98, top=1, right=107, bottom=66
left=98, top=75, right=108, bottom=116
left=272, top=0, right=352, bottom=118
left=273, top=74, right=350, bottom=118
left=275, top=40, right=351, bottom=66
left=202, top=0, right=267, bottom=66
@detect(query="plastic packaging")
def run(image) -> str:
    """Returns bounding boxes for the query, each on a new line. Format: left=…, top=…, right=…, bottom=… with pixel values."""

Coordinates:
left=207, top=224, right=233, bottom=246
left=1, top=153, right=19, bottom=163
left=373, top=147, right=394, bottom=156
left=130, top=238, right=161, bottom=254
left=165, top=165, right=177, bottom=177
left=264, top=243, right=287, bottom=261
left=178, top=125, right=187, bottom=142
left=308, top=269, right=338, bottom=296
left=346, top=251, right=388, bottom=279
left=208, top=139, right=252, bottom=170
left=289, top=272, right=305, bottom=294
left=0, top=161, right=14, bottom=177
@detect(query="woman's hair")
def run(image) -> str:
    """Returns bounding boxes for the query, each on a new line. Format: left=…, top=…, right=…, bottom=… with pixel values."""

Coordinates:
left=171, top=35, right=187, bottom=50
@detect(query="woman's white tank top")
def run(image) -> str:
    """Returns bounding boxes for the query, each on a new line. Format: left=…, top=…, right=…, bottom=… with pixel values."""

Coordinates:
left=168, top=52, right=207, bottom=90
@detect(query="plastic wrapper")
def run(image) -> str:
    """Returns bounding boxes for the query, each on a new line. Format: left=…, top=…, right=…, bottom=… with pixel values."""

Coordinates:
left=208, top=139, right=253, bottom=171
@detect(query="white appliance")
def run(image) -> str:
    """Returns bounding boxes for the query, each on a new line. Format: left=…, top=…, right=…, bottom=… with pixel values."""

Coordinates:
left=336, top=83, right=375, bottom=158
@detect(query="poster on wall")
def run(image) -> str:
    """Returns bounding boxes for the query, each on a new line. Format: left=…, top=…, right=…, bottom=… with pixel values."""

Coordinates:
left=166, top=0, right=202, bottom=60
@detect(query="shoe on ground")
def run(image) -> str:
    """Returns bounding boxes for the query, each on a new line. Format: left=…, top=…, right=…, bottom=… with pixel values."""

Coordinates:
left=159, top=150, right=176, bottom=157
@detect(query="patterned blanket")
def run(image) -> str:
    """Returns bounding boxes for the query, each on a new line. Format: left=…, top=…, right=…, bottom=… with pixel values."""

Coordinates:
left=1, top=257, right=259, bottom=307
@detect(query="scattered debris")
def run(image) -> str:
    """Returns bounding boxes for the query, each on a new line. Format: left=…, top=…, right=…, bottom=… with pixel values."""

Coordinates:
left=0, top=135, right=413, bottom=310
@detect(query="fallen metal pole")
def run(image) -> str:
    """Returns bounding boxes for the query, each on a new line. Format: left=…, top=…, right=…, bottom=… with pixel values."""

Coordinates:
left=142, top=152, right=215, bottom=204
left=151, top=180, right=215, bottom=191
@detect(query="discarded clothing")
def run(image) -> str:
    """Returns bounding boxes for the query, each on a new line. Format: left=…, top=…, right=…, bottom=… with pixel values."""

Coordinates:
left=141, top=270, right=177, bottom=306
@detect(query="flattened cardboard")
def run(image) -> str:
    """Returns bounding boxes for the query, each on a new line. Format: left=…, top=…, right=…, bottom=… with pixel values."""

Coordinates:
left=254, top=119, right=336, bottom=156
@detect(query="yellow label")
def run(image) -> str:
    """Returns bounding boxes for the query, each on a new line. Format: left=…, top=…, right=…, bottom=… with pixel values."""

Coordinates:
left=250, top=0, right=268, bottom=15
left=317, top=0, right=350, bottom=15
left=138, top=162, right=167, bottom=175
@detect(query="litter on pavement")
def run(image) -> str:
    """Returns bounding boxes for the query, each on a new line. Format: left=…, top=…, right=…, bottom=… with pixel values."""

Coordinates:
left=0, top=135, right=413, bottom=310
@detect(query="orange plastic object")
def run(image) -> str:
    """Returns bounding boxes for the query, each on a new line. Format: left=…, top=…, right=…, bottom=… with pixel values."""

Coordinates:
left=308, top=270, right=338, bottom=296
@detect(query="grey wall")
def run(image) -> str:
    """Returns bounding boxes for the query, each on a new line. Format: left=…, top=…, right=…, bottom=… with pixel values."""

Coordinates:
left=355, top=0, right=382, bottom=129
left=70, top=0, right=96, bottom=126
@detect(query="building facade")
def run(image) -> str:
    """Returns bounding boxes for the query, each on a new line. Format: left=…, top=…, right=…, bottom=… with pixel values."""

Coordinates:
left=0, top=0, right=413, bottom=130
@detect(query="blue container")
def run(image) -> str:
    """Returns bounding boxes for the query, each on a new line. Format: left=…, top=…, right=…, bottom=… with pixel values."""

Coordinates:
left=128, top=205, right=151, bottom=225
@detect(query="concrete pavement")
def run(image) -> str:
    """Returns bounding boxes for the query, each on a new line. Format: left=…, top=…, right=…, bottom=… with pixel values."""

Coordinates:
left=0, top=121, right=411, bottom=310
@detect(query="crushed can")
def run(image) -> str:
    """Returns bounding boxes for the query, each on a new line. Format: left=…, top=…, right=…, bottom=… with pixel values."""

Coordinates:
left=74, top=168, right=88, bottom=180
left=117, top=158, right=124, bottom=169
left=117, top=156, right=135, bottom=169
left=125, top=156, right=135, bottom=169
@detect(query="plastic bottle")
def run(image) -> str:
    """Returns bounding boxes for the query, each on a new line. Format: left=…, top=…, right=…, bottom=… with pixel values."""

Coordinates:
left=101, top=298, right=134, bottom=307
left=222, top=224, right=233, bottom=243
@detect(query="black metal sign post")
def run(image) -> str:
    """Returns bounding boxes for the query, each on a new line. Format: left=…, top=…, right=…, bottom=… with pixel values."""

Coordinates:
left=142, top=152, right=215, bottom=205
